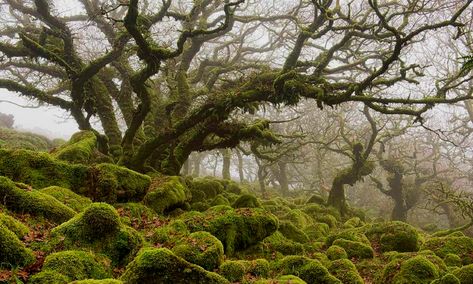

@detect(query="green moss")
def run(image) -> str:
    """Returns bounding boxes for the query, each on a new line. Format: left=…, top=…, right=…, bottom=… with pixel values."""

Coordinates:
left=329, top=259, right=363, bottom=284
left=219, top=260, right=246, bottom=282
left=444, top=253, right=462, bottom=267
left=190, top=177, right=224, bottom=200
left=326, top=245, right=348, bottom=261
left=220, top=180, right=242, bottom=194
left=276, top=255, right=341, bottom=284
left=69, top=280, right=123, bottom=284
left=259, top=231, right=305, bottom=256
left=232, top=194, right=261, bottom=208
left=431, top=273, right=461, bottom=284
left=0, top=224, right=35, bottom=268
left=40, top=250, right=111, bottom=281
left=182, top=207, right=278, bottom=255
left=40, top=186, right=92, bottom=212
left=422, top=235, right=473, bottom=265
left=51, top=203, right=143, bottom=265
left=152, top=220, right=189, bottom=246
left=281, top=209, right=312, bottom=229
left=114, top=202, right=157, bottom=227
left=301, top=204, right=341, bottom=221
left=366, top=221, right=420, bottom=253
left=191, top=201, right=211, bottom=212
left=120, top=248, right=229, bottom=283
left=304, top=222, right=329, bottom=240
left=29, top=270, right=70, bottom=284
left=254, top=275, right=307, bottom=284
left=172, top=231, right=224, bottom=271
left=307, top=194, right=326, bottom=205
left=0, top=148, right=89, bottom=191
left=332, top=239, right=374, bottom=259
left=0, top=176, right=76, bottom=223
left=279, top=221, right=309, bottom=243
left=343, top=217, right=364, bottom=229
left=143, top=176, right=189, bottom=214
left=316, top=214, right=338, bottom=228
left=211, top=194, right=230, bottom=206
left=453, top=263, right=473, bottom=284
left=244, top=258, right=270, bottom=277
left=326, top=228, right=370, bottom=246
left=93, top=163, right=151, bottom=203
left=0, top=127, right=53, bottom=151
left=51, top=131, right=97, bottom=164
left=379, top=255, right=440, bottom=284
left=0, top=212, right=28, bottom=238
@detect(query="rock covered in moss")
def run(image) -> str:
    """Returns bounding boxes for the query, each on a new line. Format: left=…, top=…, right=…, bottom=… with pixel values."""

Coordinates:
left=379, top=255, right=440, bottom=283
left=343, top=217, right=364, bottom=229
left=0, top=127, right=53, bottom=151
left=182, top=206, right=278, bottom=254
left=422, top=235, right=473, bottom=265
left=219, top=260, right=246, bottom=282
left=172, top=231, right=224, bottom=271
left=275, top=255, right=341, bottom=284
left=143, top=176, right=189, bottom=214
left=190, top=177, right=224, bottom=201
left=152, top=220, right=189, bottom=246
left=120, top=248, right=229, bottom=284
left=453, top=263, right=473, bottom=284
left=30, top=250, right=111, bottom=283
left=51, top=203, right=142, bottom=265
left=93, top=163, right=151, bottom=203
left=431, top=273, right=461, bottom=284
left=281, top=209, right=312, bottom=229
left=0, top=176, right=76, bottom=223
left=29, top=270, right=71, bottom=284
left=329, top=259, right=363, bottom=284
left=326, top=245, right=348, bottom=261
left=255, top=231, right=305, bottom=257
left=366, top=221, right=420, bottom=253
left=304, top=222, right=329, bottom=240
left=444, top=253, right=462, bottom=267
left=307, top=194, right=326, bottom=205
left=332, top=239, right=374, bottom=259
left=40, top=186, right=92, bottom=212
left=232, top=194, right=261, bottom=208
left=211, top=194, right=230, bottom=206
left=0, top=212, right=28, bottom=238
left=279, top=221, right=309, bottom=243
left=69, top=280, right=123, bottom=284
left=51, top=131, right=98, bottom=164
left=254, top=275, right=307, bottom=284
left=0, top=224, right=35, bottom=268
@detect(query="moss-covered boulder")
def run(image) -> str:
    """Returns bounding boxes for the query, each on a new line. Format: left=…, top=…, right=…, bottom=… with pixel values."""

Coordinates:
left=0, top=224, right=35, bottom=268
left=366, top=221, right=420, bottom=253
left=69, top=280, right=123, bottom=284
left=92, top=163, right=151, bottom=203
left=343, top=217, right=364, bottom=229
left=279, top=221, right=310, bottom=243
left=329, top=259, right=363, bottom=284
left=444, top=253, right=462, bottom=267
left=276, top=255, right=341, bottom=284
left=190, top=177, right=224, bottom=201
left=29, top=270, right=71, bottom=284
left=182, top=206, right=278, bottom=254
left=332, top=239, right=374, bottom=259
left=307, top=194, right=326, bottom=205
left=0, top=148, right=89, bottom=190
left=50, top=203, right=143, bottom=265
left=254, top=231, right=306, bottom=257
left=211, top=194, right=230, bottom=206
left=143, top=176, right=189, bottom=214
left=431, top=273, right=461, bottom=284
left=40, top=186, right=92, bottom=212
left=326, top=245, right=348, bottom=261
left=120, top=248, right=229, bottom=284
left=172, top=231, right=224, bottom=271
left=453, top=263, right=473, bottom=284
left=30, top=250, right=111, bottom=283
left=379, top=255, right=440, bottom=284
left=0, top=127, right=53, bottom=151
left=422, top=235, right=473, bottom=265
left=0, top=212, right=29, bottom=238
left=51, top=131, right=98, bottom=164
left=0, top=176, right=76, bottom=223
left=254, top=275, right=307, bottom=284
left=219, top=260, right=246, bottom=282
left=232, top=194, right=261, bottom=208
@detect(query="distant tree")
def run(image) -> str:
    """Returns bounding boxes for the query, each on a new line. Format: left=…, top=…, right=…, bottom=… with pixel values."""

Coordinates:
left=0, top=112, right=14, bottom=128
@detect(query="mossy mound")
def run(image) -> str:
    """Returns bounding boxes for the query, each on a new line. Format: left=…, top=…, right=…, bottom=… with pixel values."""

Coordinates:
left=172, top=231, right=224, bottom=271
left=0, top=224, right=35, bottom=268
left=255, top=231, right=306, bottom=257
left=30, top=250, right=111, bottom=283
left=453, top=264, right=473, bottom=283
left=329, top=259, right=363, bottom=284
left=182, top=206, right=278, bottom=254
left=0, top=127, right=53, bottom=151
left=255, top=275, right=307, bottom=284
left=444, top=253, right=462, bottom=267
left=211, top=194, right=231, bottom=206
left=422, top=235, right=473, bottom=265
left=219, top=260, right=246, bottom=282
left=232, top=194, right=261, bottom=208
left=275, top=255, right=341, bottom=284
left=431, top=273, right=461, bottom=284
left=343, top=217, right=364, bottom=229
left=306, top=194, right=326, bottom=205
left=40, top=186, right=92, bottom=212
left=189, top=177, right=224, bottom=201
left=366, top=221, right=420, bottom=253
left=332, top=239, right=374, bottom=259
left=219, top=258, right=270, bottom=281
left=0, top=176, right=76, bottom=223
left=120, top=248, right=229, bottom=284
left=379, top=255, right=441, bottom=284
left=92, top=163, right=151, bottom=203
left=326, top=245, right=348, bottom=261
left=50, top=203, right=143, bottom=265
left=279, top=220, right=310, bottom=243
left=51, top=131, right=99, bottom=164
left=143, top=176, right=189, bottom=214
left=69, top=280, right=123, bottom=284
left=0, top=212, right=29, bottom=238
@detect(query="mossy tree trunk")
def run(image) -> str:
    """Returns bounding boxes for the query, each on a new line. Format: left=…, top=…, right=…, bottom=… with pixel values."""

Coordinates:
left=221, top=149, right=231, bottom=180
left=277, top=161, right=289, bottom=196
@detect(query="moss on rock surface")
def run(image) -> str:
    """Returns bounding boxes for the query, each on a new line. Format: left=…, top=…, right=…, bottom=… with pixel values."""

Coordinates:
left=143, top=176, right=189, bottom=214
left=329, top=259, right=363, bottom=284
left=40, top=186, right=92, bottom=212
left=276, top=255, right=341, bottom=284
left=190, top=177, right=224, bottom=201
left=0, top=212, right=28, bottom=238
left=0, top=224, right=35, bottom=268
left=232, top=194, right=261, bottom=208
left=453, top=263, right=473, bottom=284
left=279, top=220, right=310, bottom=243
left=182, top=206, right=278, bottom=254
left=332, top=239, right=374, bottom=259
left=366, top=221, right=420, bottom=253
left=219, top=260, right=246, bottom=282
left=120, top=248, right=229, bottom=284
left=51, top=203, right=143, bottom=265
left=51, top=131, right=98, bottom=164
left=422, top=235, right=473, bottom=265
left=326, top=245, right=348, bottom=261
left=379, top=255, right=440, bottom=284
left=0, top=176, right=76, bottom=223
left=172, top=231, right=224, bottom=271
